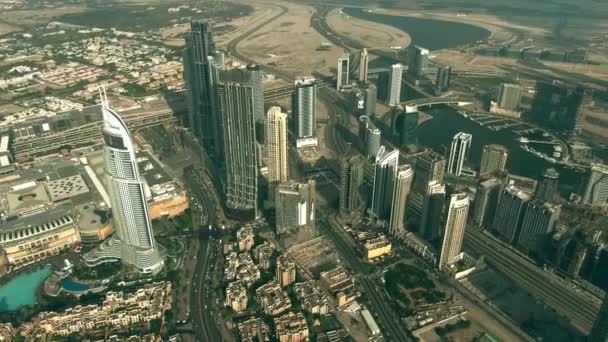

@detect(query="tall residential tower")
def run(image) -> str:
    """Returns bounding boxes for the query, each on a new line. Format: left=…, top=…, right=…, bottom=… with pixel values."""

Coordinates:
left=447, top=132, right=472, bottom=176
left=359, top=48, right=369, bottom=82
left=439, top=193, right=470, bottom=270
left=266, top=107, right=289, bottom=183
left=85, top=91, right=164, bottom=274
left=337, top=54, right=350, bottom=90
left=293, top=78, right=318, bottom=147
left=388, top=63, right=403, bottom=106
left=217, top=67, right=261, bottom=218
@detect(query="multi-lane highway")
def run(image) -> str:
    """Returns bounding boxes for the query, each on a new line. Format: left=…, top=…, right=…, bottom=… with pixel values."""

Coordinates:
left=464, top=227, right=600, bottom=334
left=185, top=164, right=226, bottom=341
left=325, top=218, right=413, bottom=341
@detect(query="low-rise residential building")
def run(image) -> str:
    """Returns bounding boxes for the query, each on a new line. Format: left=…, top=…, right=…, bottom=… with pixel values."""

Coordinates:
left=253, top=242, right=274, bottom=270
left=276, top=255, right=296, bottom=287
left=274, top=311, right=309, bottom=342
left=364, top=235, right=392, bottom=261
left=224, top=252, right=260, bottom=287
left=0, top=323, right=13, bottom=341
left=294, top=281, right=329, bottom=315
left=225, top=281, right=248, bottom=312
left=256, top=282, right=292, bottom=316
left=19, top=282, right=171, bottom=339
left=320, top=266, right=360, bottom=307
left=237, top=317, right=270, bottom=342
left=237, top=225, right=255, bottom=252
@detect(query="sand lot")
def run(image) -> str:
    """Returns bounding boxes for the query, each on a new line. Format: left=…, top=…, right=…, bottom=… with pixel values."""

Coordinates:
left=0, top=7, right=85, bottom=27
left=161, top=2, right=279, bottom=48
left=0, top=23, right=19, bottom=35
left=238, top=1, right=345, bottom=77
left=326, top=8, right=410, bottom=49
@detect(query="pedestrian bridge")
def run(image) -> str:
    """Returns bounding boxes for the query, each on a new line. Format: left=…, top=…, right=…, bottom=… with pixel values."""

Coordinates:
left=401, top=96, right=476, bottom=109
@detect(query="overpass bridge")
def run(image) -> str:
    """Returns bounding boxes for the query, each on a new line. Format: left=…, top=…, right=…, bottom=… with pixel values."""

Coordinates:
left=368, top=66, right=509, bottom=78
left=401, top=96, right=476, bottom=109
left=263, top=79, right=332, bottom=101
left=12, top=109, right=177, bottom=162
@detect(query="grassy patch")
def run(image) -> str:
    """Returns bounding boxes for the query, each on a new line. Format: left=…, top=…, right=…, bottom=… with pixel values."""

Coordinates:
left=384, top=263, right=445, bottom=312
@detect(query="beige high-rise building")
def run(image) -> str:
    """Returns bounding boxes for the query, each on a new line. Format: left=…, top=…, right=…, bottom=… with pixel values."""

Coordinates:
left=480, top=144, right=509, bottom=176
left=265, top=106, right=289, bottom=183
left=359, top=48, right=369, bottom=82
left=276, top=255, right=297, bottom=287
left=275, top=180, right=315, bottom=235
left=439, top=193, right=470, bottom=270
left=389, top=164, right=414, bottom=238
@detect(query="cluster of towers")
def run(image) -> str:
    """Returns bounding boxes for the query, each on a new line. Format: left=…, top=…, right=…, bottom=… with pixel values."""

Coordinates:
left=183, top=21, right=316, bottom=230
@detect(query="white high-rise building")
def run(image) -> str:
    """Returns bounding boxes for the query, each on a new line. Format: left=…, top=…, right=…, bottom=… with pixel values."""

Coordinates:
left=266, top=106, right=288, bottom=183
left=582, top=163, right=608, bottom=207
left=293, top=77, right=318, bottom=147
left=337, top=54, right=350, bottom=90
left=359, top=48, right=369, bottom=82
left=388, top=63, right=403, bottom=106
left=371, top=146, right=400, bottom=220
left=447, top=132, right=472, bottom=176
left=439, top=193, right=470, bottom=270
left=85, top=90, right=164, bottom=274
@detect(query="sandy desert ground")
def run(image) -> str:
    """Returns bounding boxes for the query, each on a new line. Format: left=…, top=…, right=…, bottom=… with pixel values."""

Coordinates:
left=0, top=7, right=85, bottom=27
left=238, top=1, right=346, bottom=77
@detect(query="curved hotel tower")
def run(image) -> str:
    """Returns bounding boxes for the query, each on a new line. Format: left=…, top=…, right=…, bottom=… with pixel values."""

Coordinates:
left=85, top=90, right=164, bottom=274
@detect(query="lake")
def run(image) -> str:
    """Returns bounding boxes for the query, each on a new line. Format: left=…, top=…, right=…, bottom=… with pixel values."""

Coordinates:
left=415, top=106, right=584, bottom=192
left=0, top=265, right=52, bottom=312
left=343, top=8, right=490, bottom=50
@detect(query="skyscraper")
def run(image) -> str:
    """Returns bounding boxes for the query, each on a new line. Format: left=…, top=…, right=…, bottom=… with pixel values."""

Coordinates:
left=217, top=67, right=260, bottom=217
left=408, top=45, right=429, bottom=80
left=419, top=180, right=446, bottom=242
left=435, top=66, right=451, bottom=93
left=389, top=165, right=414, bottom=237
left=409, top=151, right=446, bottom=219
left=439, top=193, right=470, bottom=270
left=492, top=185, right=532, bottom=244
left=529, top=80, right=586, bottom=136
left=471, top=177, right=501, bottom=228
left=337, top=54, right=350, bottom=90
left=358, top=116, right=381, bottom=160
left=293, top=77, right=318, bottom=147
left=395, top=105, right=419, bottom=148
left=359, top=48, right=369, bottom=82
left=265, top=106, right=288, bottom=183
left=496, top=83, right=522, bottom=110
left=364, top=84, right=377, bottom=117
left=447, top=132, right=472, bottom=176
left=184, top=21, right=219, bottom=156
left=248, top=65, right=265, bottom=122
left=590, top=299, right=608, bottom=342
left=339, top=155, right=366, bottom=216
left=582, top=163, right=608, bottom=207
left=516, top=200, right=560, bottom=256
left=371, top=146, right=400, bottom=220
left=275, top=180, right=315, bottom=235
left=535, top=168, right=560, bottom=203
left=479, top=144, right=509, bottom=176
left=388, top=63, right=403, bottom=106
left=85, top=91, right=164, bottom=274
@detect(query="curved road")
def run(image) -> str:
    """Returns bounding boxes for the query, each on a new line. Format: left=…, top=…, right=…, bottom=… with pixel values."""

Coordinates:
left=226, top=3, right=293, bottom=81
